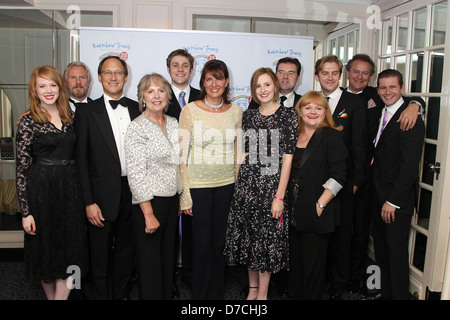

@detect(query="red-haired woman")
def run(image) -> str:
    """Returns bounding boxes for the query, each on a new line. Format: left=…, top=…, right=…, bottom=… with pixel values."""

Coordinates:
left=16, top=65, right=88, bottom=300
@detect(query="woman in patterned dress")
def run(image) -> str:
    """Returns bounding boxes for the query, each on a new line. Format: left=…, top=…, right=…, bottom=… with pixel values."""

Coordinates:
left=224, top=68, right=298, bottom=300
left=16, top=65, right=88, bottom=299
left=124, top=73, right=182, bottom=299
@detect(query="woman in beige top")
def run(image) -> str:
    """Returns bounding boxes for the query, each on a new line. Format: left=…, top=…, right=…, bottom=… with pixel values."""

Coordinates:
left=179, top=59, right=242, bottom=299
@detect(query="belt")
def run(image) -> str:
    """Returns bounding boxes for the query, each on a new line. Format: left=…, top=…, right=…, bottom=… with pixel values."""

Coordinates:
left=32, top=158, right=75, bottom=166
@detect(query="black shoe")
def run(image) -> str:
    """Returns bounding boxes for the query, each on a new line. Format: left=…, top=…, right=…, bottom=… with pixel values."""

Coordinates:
left=359, top=286, right=382, bottom=300
left=328, top=287, right=344, bottom=300
left=348, top=279, right=362, bottom=294
left=172, top=283, right=180, bottom=299
left=240, top=284, right=249, bottom=297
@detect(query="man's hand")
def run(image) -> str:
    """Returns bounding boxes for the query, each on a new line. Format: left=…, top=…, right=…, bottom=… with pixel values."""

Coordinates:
left=381, top=201, right=396, bottom=223
left=397, top=102, right=420, bottom=131
left=86, top=203, right=105, bottom=227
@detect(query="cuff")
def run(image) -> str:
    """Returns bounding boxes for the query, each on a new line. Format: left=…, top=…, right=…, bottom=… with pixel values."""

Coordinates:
left=322, top=178, right=343, bottom=196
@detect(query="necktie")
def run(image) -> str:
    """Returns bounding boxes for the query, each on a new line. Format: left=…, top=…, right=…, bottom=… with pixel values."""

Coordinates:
left=109, top=97, right=127, bottom=109
left=379, top=107, right=389, bottom=136
left=326, top=96, right=330, bottom=102
left=280, top=96, right=287, bottom=107
left=179, top=91, right=186, bottom=109
left=374, top=107, right=389, bottom=147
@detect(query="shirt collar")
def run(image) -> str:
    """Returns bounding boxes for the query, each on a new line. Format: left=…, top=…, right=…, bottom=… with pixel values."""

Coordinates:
left=385, top=97, right=404, bottom=115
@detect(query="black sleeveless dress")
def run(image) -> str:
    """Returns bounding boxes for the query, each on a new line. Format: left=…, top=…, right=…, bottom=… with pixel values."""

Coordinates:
left=16, top=114, right=88, bottom=282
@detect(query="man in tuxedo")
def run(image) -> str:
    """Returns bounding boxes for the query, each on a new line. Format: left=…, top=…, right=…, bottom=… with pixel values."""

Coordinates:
left=75, top=56, right=140, bottom=300
left=63, top=61, right=93, bottom=111
left=371, top=69, right=424, bottom=299
left=314, top=55, right=368, bottom=299
left=344, top=54, right=424, bottom=298
left=248, top=56, right=302, bottom=110
left=165, top=49, right=200, bottom=291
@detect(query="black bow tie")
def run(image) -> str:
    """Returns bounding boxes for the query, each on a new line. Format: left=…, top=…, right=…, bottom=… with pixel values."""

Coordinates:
left=109, top=97, right=127, bottom=109
left=69, top=98, right=86, bottom=107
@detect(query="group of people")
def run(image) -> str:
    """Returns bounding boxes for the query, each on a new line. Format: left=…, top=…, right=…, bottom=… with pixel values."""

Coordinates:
left=16, top=48, right=425, bottom=301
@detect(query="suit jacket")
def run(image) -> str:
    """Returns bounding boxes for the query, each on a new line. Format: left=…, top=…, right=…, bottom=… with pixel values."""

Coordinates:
left=372, top=101, right=425, bottom=211
left=290, top=127, right=347, bottom=234
left=247, top=92, right=302, bottom=110
left=165, top=86, right=200, bottom=120
left=332, top=89, right=368, bottom=188
left=75, top=95, right=140, bottom=221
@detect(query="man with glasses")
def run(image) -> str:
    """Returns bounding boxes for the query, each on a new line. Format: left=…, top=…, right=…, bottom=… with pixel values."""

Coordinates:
left=75, top=55, right=140, bottom=300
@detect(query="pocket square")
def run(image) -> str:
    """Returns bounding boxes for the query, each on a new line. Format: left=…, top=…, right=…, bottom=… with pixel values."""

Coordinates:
left=338, top=109, right=348, bottom=118
left=367, top=98, right=377, bottom=109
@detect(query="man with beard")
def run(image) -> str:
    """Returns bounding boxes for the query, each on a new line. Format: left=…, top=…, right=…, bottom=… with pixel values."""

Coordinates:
left=63, top=61, right=93, bottom=111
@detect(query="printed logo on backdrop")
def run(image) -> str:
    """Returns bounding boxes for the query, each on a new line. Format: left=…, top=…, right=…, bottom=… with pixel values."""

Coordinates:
left=183, top=44, right=220, bottom=74
left=231, top=95, right=252, bottom=111
left=91, top=41, right=132, bottom=61
left=267, top=48, right=303, bottom=59
left=230, top=85, right=251, bottom=111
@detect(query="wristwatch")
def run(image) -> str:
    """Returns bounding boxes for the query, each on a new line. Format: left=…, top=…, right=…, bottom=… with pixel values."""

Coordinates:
left=317, top=202, right=325, bottom=209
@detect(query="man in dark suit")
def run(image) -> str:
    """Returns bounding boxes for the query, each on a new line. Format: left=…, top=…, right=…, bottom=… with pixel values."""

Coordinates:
left=75, top=56, right=140, bottom=300
left=314, top=55, right=368, bottom=299
left=371, top=69, right=424, bottom=299
left=165, top=49, right=200, bottom=291
left=344, top=54, right=424, bottom=298
left=248, top=57, right=302, bottom=110
left=165, top=49, right=200, bottom=120
left=63, top=61, right=93, bottom=112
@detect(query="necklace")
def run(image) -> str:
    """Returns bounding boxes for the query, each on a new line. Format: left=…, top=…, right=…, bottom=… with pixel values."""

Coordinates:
left=204, top=98, right=223, bottom=111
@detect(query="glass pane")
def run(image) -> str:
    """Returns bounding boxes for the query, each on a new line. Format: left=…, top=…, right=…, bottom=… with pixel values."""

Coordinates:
left=412, top=231, right=427, bottom=271
left=194, top=16, right=250, bottom=33
left=397, top=13, right=409, bottom=52
left=382, top=19, right=393, bottom=54
left=380, top=58, right=391, bottom=70
left=395, top=55, right=406, bottom=79
left=431, top=1, right=448, bottom=46
left=410, top=53, right=424, bottom=92
left=330, top=39, right=337, bottom=56
left=426, top=97, right=441, bottom=140
left=429, top=50, right=445, bottom=93
left=338, top=35, right=345, bottom=60
left=347, top=31, right=356, bottom=63
left=413, top=7, right=427, bottom=49
left=422, top=143, right=436, bottom=186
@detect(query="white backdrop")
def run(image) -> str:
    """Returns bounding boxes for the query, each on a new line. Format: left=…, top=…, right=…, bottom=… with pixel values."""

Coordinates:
left=80, top=27, right=314, bottom=110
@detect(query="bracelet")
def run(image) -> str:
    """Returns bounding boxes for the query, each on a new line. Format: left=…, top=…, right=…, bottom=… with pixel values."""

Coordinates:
left=274, top=196, right=284, bottom=202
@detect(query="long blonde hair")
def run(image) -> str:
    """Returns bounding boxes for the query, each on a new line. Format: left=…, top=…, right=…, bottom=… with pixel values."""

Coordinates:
left=295, top=90, right=342, bottom=134
left=28, top=65, right=72, bottom=124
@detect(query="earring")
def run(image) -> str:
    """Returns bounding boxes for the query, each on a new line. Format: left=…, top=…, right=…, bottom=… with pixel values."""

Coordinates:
left=142, top=102, right=146, bottom=110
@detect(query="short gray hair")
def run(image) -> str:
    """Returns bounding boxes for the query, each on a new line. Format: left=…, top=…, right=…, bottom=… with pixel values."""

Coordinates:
left=137, top=73, right=173, bottom=113
left=63, top=61, right=92, bottom=85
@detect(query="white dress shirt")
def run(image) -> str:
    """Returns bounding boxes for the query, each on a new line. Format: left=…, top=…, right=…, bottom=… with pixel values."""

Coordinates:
left=171, top=85, right=190, bottom=108
left=374, top=97, right=404, bottom=147
left=104, top=94, right=131, bottom=177
left=278, top=91, right=296, bottom=108
left=325, top=87, right=343, bottom=114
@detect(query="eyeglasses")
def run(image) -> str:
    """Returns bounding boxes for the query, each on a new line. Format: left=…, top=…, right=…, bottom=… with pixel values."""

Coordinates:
left=101, top=71, right=125, bottom=77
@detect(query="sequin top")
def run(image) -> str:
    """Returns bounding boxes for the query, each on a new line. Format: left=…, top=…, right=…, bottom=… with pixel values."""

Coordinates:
left=179, top=102, right=243, bottom=209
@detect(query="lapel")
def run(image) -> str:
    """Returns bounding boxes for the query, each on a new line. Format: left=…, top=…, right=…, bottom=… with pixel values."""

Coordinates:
left=332, top=90, right=347, bottom=120
left=126, top=98, right=141, bottom=121
left=375, top=101, right=407, bottom=149
left=299, top=129, right=323, bottom=170
left=93, top=96, right=120, bottom=162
